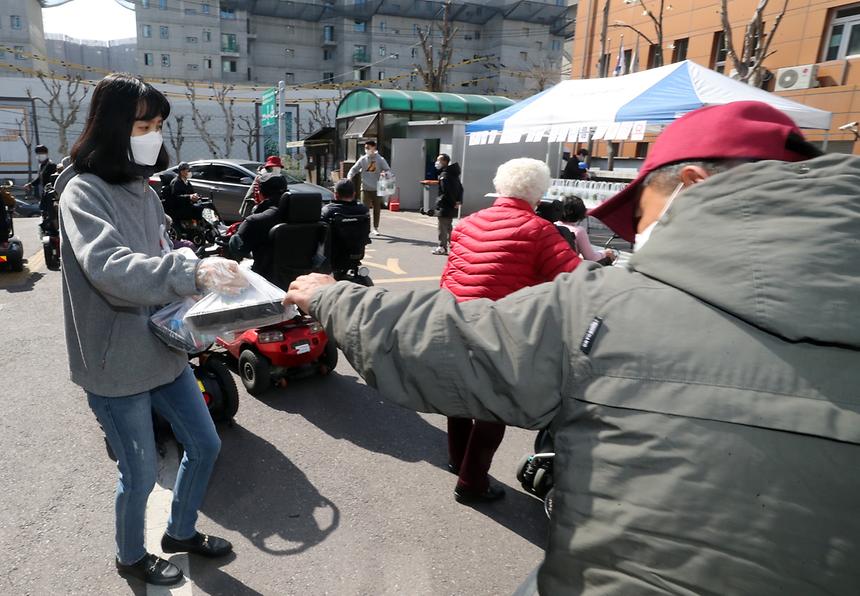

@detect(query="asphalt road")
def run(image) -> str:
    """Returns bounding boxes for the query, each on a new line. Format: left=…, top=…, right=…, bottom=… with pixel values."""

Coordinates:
left=0, top=212, right=547, bottom=595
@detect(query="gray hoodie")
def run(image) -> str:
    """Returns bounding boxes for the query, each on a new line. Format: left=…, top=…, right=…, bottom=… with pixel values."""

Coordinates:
left=57, top=169, right=201, bottom=397
left=347, top=151, right=390, bottom=191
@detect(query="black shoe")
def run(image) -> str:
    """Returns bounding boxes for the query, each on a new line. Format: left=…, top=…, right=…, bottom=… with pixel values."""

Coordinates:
left=454, top=483, right=506, bottom=504
left=115, top=553, right=183, bottom=586
left=447, top=462, right=460, bottom=475
left=161, top=531, right=233, bottom=558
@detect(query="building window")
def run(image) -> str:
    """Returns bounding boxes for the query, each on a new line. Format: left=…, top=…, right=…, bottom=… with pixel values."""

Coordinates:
left=323, top=72, right=335, bottom=83
left=536, top=41, right=543, bottom=51
left=220, top=8, right=236, bottom=20
left=825, top=4, right=860, bottom=60
left=551, top=39, right=562, bottom=51
left=354, top=20, right=367, bottom=32
left=523, top=27, right=529, bottom=37
left=185, top=8, right=197, bottom=15
left=144, top=52, right=153, bottom=66
left=142, top=25, right=152, bottom=38
left=186, top=36, right=198, bottom=43
left=672, top=38, right=689, bottom=62
left=204, top=57, right=212, bottom=69
left=323, top=25, right=334, bottom=42
left=520, top=51, right=528, bottom=61
left=204, top=30, right=211, bottom=42
left=475, top=31, right=481, bottom=40
left=285, top=48, right=295, bottom=57
left=378, top=70, right=385, bottom=79
left=14, top=45, right=25, bottom=60
left=160, top=26, right=169, bottom=39
left=161, top=53, right=170, bottom=67
left=10, top=15, right=22, bottom=30
left=635, top=142, right=649, bottom=158
left=141, top=0, right=149, bottom=7
left=188, top=63, right=199, bottom=70
left=711, top=31, right=728, bottom=73
left=379, top=21, right=386, bottom=32
left=354, top=44, right=368, bottom=62
left=379, top=45, right=386, bottom=56
left=411, top=47, right=417, bottom=58
left=159, top=0, right=166, bottom=9
left=285, top=72, right=295, bottom=83
left=323, top=49, right=333, bottom=60
left=202, top=3, right=210, bottom=14
left=222, top=33, right=238, bottom=52
left=222, top=58, right=237, bottom=72
left=354, top=67, right=370, bottom=81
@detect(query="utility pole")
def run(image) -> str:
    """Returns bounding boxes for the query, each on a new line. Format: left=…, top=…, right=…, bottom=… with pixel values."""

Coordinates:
left=277, top=80, right=286, bottom=158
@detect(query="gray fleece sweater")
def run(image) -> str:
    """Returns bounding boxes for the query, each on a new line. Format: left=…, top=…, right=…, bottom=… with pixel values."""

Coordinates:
left=57, top=169, right=201, bottom=397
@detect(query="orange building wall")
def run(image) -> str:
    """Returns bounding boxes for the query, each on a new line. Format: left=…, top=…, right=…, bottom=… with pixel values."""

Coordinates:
left=570, top=0, right=860, bottom=154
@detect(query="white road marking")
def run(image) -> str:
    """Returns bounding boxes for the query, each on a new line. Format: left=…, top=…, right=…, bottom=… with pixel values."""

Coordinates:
left=146, top=447, right=193, bottom=596
left=363, top=258, right=406, bottom=275
left=384, top=214, right=439, bottom=229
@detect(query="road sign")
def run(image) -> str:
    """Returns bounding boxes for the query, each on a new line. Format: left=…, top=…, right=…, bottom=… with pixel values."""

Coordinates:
left=261, top=87, right=277, bottom=128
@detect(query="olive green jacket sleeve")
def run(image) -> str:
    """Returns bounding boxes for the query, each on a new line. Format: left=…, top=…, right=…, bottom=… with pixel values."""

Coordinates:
left=309, top=279, right=572, bottom=429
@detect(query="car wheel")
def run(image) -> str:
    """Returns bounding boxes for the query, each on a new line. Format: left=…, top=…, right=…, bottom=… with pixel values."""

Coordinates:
left=238, top=349, right=271, bottom=396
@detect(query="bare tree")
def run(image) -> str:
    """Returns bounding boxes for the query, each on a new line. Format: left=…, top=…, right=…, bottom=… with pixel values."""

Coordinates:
left=165, top=115, right=185, bottom=163
left=415, top=0, right=459, bottom=92
left=237, top=114, right=260, bottom=160
left=27, top=73, right=89, bottom=155
left=299, top=98, right=337, bottom=137
left=185, top=82, right=220, bottom=157
left=610, top=0, right=666, bottom=68
left=210, top=83, right=237, bottom=157
left=15, top=116, right=34, bottom=184
left=529, top=61, right=561, bottom=92
left=720, top=0, right=789, bottom=86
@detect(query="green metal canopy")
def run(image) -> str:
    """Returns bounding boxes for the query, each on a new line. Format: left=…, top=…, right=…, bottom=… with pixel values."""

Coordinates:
left=336, top=88, right=515, bottom=121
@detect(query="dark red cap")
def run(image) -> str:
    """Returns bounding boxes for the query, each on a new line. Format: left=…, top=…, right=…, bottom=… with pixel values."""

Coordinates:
left=264, top=155, right=284, bottom=168
left=589, top=101, right=813, bottom=242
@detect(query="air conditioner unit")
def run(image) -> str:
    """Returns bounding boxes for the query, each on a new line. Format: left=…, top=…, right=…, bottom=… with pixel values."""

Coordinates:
left=775, top=65, right=818, bottom=91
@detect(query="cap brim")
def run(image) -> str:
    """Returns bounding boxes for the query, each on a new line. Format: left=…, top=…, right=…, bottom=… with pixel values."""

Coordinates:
left=587, top=174, right=646, bottom=243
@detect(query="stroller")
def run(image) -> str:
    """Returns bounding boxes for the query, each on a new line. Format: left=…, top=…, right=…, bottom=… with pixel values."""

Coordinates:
left=516, top=428, right=555, bottom=518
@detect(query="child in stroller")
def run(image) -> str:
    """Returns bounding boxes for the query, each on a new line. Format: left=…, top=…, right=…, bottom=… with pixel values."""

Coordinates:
left=516, top=428, right=555, bottom=518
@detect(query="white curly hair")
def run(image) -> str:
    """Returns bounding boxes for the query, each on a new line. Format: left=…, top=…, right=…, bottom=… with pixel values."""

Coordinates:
left=492, top=158, right=552, bottom=205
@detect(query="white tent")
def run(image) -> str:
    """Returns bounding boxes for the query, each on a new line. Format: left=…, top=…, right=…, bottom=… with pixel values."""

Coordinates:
left=466, top=61, right=832, bottom=146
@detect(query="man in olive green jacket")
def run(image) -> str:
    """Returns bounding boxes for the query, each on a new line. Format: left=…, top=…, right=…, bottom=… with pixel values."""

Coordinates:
left=286, top=103, right=860, bottom=594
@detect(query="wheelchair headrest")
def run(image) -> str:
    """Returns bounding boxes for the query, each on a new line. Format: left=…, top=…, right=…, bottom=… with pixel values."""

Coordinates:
left=278, top=191, right=322, bottom=224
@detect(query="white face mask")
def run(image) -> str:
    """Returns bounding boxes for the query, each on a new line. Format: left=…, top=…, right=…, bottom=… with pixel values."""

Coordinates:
left=633, top=182, right=683, bottom=252
left=129, top=130, right=163, bottom=166
left=365, top=148, right=375, bottom=155
left=270, top=167, right=282, bottom=175
left=186, top=171, right=193, bottom=178
left=37, top=154, right=48, bottom=163
left=434, top=161, right=444, bottom=170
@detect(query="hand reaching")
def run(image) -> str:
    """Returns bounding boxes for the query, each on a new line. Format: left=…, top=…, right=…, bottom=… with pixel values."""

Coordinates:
left=196, top=257, right=248, bottom=294
left=284, top=273, right=337, bottom=313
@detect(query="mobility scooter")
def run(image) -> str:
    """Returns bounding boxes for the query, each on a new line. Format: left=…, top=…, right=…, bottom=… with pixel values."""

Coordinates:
left=0, top=180, right=24, bottom=272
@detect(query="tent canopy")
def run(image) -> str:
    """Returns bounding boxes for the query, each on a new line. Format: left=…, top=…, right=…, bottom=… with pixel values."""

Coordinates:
left=337, top=88, right=515, bottom=121
left=466, top=61, right=833, bottom=137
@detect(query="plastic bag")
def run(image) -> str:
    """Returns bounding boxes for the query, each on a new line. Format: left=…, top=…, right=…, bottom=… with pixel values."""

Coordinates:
left=377, top=171, right=397, bottom=197
left=149, top=297, right=215, bottom=353
left=184, top=268, right=299, bottom=336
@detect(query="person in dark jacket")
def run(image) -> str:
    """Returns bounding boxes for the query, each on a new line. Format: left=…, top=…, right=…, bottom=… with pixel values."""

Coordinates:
left=25, top=144, right=57, bottom=202
left=166, top=162, right=203, bottom=222
left=432, top=154, right=462, bottom=255
left=560, top=148, right=589, bottom=180
left=228, top=172, right=288, bottom=281
left=321, top=178, right=369, bottom=222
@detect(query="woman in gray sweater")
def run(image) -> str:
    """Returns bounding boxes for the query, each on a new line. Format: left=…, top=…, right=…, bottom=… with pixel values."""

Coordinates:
left=59, top=74, right=246, bottom=587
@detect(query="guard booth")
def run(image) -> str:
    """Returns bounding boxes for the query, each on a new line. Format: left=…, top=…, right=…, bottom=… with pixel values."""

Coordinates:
left=335, top=89, right=514, bottom=210
left=287, top=127, right=336, bottom=187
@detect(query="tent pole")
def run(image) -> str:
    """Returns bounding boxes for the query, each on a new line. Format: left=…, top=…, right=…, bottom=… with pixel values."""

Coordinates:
left=822, top=131, right=830, bottom=152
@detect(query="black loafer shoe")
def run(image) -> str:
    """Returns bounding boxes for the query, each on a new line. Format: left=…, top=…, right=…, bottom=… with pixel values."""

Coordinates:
left=161, top=532, right=233, bottom=558
left=116, top=553, right=183, bottom=586
left=447, top=463, right=460, bottom=475
left=454, top=483, right=506, bottom=504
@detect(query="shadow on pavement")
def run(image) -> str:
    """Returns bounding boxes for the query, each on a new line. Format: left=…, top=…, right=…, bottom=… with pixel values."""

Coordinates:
left=202, top=424, right=339, bottom=557
left=462, top=483, right=550, bottom=550
left=259, top=372, right=450, bottom=471
left=0, top=270, right=45, bottom=293
left=181, top=552, right=266, bottom=596
left=372, top=233, right=437, bottom=249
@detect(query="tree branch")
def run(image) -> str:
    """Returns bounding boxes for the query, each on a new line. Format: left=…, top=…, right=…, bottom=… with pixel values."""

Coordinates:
left=609, top=23, right=655, bottom=47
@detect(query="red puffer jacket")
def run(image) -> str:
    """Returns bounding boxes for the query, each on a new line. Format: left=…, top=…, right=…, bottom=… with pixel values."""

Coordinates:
left=441, top=197, right=580, bottom=302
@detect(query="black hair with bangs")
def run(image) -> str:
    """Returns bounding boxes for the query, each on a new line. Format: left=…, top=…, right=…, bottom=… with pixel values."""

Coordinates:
left=71, top=73, right=171, bottom=184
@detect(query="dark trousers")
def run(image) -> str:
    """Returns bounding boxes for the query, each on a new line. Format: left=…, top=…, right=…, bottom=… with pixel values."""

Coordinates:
left=361, top=189, right=381, bottom=229
left=447, top=417, right=506, bottom=492
left=437, top=216, right=453, bottom=250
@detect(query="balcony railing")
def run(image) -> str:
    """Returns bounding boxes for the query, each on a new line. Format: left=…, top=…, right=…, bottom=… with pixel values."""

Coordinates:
left=353, top=51, right=369, bottom=63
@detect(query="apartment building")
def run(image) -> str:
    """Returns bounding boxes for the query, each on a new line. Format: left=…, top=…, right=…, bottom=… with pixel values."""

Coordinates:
left=135, top=0, right=572, bottom=96
left=44, top=34, right=137, bottom=77
left=0, top=0, right=49, bottom=76
left=571, top=0, right=860, bottom=152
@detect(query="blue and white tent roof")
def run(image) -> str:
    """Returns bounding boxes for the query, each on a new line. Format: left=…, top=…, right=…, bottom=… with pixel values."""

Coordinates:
left=466, top=61, right=832, bottom=142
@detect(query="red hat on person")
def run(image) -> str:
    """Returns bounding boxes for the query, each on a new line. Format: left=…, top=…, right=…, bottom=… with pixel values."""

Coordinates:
left=264, top=155, right=284, bottom=168
left=589, top=101, right=817, bottom=242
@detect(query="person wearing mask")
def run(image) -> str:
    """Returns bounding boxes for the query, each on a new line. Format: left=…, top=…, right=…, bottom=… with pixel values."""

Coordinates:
left=241, top=157, right=284, bottom=219
left=431, top=154, right=462, bottom=256
left=228, top=171, right=289, bottom=282
left=555, top=195, right=615, bottom=263
left=439, top=157, right=580, bottom=502
left=166, top=162, right=203, bottom=222
left=57, top=73, right=244, bottom=587
left=347, top=140, right=390, bottom=236
left=561, top=147, right=590, bottom=180
left=282, top=102, right=857, bottom=595
left=25, top=144, right=57, bottom=203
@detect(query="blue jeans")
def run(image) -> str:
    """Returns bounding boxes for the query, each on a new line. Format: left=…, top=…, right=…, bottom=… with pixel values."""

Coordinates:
left=87, top=366, right=221, bottom=565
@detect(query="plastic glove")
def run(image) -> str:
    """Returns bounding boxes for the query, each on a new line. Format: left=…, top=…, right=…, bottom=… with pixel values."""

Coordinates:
left=195, top=257, right=248, bottom=295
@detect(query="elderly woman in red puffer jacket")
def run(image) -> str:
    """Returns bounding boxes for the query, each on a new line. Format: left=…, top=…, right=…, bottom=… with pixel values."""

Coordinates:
left=440, top=157, right=580, bottom=503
